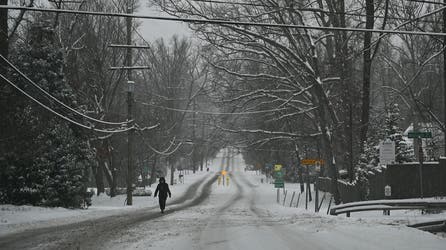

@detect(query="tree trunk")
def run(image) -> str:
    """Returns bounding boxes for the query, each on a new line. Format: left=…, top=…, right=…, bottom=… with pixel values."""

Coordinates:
left=0, top=0, right=7, bottom=62
left=170, top=159, right=174, bottom=185
left=443, top=0, right=446, bottom=156
left=103, top=161, right=115, bottom=197
left=360, top=0, right=375, bottom=152
left=93, top=162, right=104, bottom=195
left=294, top=146, right=305, bottom=193
left=149, top=155, right=157, bottom=186
left=328, top=0, right=350, bottom=176
left=0, top=1, right=9, bottom=156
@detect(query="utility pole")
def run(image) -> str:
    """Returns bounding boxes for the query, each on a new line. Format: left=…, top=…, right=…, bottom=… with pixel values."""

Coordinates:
left=109, top=1, right=149, bottom=205
left=200, top=115, right=205, bottom=171
left=170, top=157, right=174, bottom=185
left=418, top=137, right=424, bottom=198
left=192, top=98, right=196, bottom=173
left=126, top=0, right=134, bottom=206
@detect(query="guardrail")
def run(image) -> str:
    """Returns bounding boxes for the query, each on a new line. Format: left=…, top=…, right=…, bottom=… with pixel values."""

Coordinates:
left=408, top=220, right=446, bottom=233
left=330, top=199, right=446, bottom=217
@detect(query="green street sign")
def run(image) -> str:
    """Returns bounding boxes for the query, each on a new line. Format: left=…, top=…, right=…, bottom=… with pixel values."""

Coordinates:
left=408, top=131, right=432, bottom=139
left=275, top=171, right=283, bottom=179
left=142, top=165, right=150, bottom=174
left=274, top=181, right=284, bottom=188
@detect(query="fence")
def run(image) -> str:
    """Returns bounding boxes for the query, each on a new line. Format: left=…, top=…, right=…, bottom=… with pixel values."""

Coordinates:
left=318, top=177, right=359, bottom=203
left=317, top=158, right=446, bottom=203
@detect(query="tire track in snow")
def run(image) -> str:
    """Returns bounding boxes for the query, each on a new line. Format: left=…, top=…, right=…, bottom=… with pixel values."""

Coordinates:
left=197, top=152, right=246, bottom=250
left=237, top=172, right=328, bottom=250
left=0, top=173, right=216, bottom=250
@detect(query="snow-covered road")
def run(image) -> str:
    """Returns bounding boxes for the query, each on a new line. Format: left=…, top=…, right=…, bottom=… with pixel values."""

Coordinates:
left=103, top=153, right=446, bottom=250
left=1, top=150, right=445, bottom=250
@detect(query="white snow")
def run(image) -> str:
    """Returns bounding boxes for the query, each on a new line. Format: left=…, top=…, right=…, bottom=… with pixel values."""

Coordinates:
left=102, top=151, right=446, bottom=250
left=0, top=156, right=219, bottom=236
left=1, top=149, right=445, bottom=249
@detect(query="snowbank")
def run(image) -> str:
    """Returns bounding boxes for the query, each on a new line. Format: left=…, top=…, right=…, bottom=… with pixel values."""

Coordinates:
left=0, top=154, right=222, bottom=237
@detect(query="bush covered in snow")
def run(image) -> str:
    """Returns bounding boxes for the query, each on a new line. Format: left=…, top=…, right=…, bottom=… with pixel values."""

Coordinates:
left=354, top=104, right=415, bottom=200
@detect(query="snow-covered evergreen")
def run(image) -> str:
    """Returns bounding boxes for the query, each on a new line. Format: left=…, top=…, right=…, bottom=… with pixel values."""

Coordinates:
left=0, top=21, right=94, bottom=208
left=385, top=104, right=414, bottom=163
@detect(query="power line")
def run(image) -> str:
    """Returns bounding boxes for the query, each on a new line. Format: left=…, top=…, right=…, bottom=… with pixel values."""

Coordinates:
left=1, top=5, right=446, bottom=36
left=138, top=101, right=288, bottom=115
left=351, top=5, right=446, bottom=61
left=406, top=0, right=446, bottom=5
left=192, top=0, right=291, bottom=9
left=0, top=73, right=134, bottom=134
left=194, top=0, right=446, bottom=7
left=0, top=54, right=131, bottom=126
left=137, top=130, right=184, bottom=156
left=191, top=0, right=442, bottom=23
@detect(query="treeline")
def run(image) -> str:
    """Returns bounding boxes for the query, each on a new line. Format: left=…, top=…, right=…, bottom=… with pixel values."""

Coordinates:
left=0, top=0, right=221, bottom=208
left=156, top=0, right=445, bottom=203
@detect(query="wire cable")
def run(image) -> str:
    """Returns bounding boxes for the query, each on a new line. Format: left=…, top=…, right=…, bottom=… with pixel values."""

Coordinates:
left=139, top=101, right=288, bottom=115
left=0, top=5, right=445, bottom=36
left=406, top=0, right=446, bottom=5
left=137, top=130, right=184, bottom=156
left=191, top=0, right=441, bottom=23
left=0, top=54, right=131, bottom=126
left=0, top=73, right=134, bottom=134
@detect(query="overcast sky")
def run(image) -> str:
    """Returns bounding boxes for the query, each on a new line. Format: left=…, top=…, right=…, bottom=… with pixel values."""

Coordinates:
left=136, top=3, right=192, bottom=42
left=33, top=0, right=192, bottom=42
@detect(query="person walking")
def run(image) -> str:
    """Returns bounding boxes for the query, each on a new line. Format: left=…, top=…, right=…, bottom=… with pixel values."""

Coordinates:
left=154, top=177, right=171, bottom=213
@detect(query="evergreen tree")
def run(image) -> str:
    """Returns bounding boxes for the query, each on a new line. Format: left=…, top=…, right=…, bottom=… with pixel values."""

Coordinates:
left=385, top=104, right=414, bottom=163
left=0, top=20, right=94, bottom=208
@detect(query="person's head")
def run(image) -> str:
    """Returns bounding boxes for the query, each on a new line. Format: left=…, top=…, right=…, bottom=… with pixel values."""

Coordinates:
left=159, top=177, right=166, bottom=183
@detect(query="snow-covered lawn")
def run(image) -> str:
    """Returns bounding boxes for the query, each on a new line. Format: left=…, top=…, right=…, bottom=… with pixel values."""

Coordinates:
left=0, top=154, right=222, bottom=237
left=274, top=180, right=446, bottom=227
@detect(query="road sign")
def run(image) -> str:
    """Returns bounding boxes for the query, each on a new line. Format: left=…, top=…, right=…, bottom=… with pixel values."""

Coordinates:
left=273, top=164, right=284, bottom=188
left=384, top=185, right=392, bottom=197
left=275, top=171, right=283, bottom=179
left=408, top=131, right=432, bottom=139
left=274, top=181, right=284, bottom=188
left=379, top=140, right=395, bottom=165
left=301, top=159, right=325, bottom=165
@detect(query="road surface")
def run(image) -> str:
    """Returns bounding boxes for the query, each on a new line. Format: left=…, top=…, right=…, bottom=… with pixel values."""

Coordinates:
left=1, top=151, right=445, bottom=250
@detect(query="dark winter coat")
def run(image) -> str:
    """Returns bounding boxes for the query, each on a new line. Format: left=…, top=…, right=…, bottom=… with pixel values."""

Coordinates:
left=154, top=182, right=171, bottom=200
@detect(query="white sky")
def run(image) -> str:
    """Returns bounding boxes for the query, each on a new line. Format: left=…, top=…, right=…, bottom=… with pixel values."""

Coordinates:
left=31, top=0, right=192, bottom=42
left=136, top=3, right=192, bottom=42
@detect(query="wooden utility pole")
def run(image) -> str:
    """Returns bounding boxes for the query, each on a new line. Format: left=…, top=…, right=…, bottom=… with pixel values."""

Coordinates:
left=126, top=0, right=134, bottom=206
left=418, top=137, right=424, bottom=198
left=360, top=0, right=374, bottom=151
left=109, top=15, right=149, bottom=204
left=192, top=98, right=196, bottom=173
left=170, top=157, right=174, bottom=185
left=200, top=116, right=205, bottom=171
